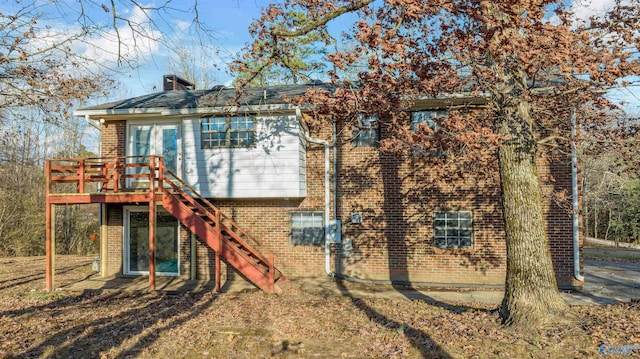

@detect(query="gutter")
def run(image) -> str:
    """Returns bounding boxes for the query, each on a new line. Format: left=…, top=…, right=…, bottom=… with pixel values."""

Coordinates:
left=571, top=111, right=584, bottom=282
left=296, top=108, right=336, bottom=277
left=74, top=103, right=304, bottom=118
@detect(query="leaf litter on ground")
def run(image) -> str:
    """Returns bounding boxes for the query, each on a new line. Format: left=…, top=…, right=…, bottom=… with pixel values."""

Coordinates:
left=0, top=256, right=638, bottom=358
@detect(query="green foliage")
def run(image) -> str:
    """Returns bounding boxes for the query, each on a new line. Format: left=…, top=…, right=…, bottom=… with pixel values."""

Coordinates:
left=27, top=291, right=68, bottom=301
left=0, top=115, right=100, bottom=256
left=610, top=180, right=640, bottom=243
left=234, top=10, right=328, bottom=86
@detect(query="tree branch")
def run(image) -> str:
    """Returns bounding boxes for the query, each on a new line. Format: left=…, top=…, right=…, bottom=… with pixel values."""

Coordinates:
left=271, top=0, right=375, bottom=38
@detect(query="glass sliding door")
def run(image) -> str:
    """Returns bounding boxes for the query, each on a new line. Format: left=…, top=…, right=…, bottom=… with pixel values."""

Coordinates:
left=127, top=122, right=181, bottom=187
left=157, top=125, right=179, bottom=174
left=125, top=208, right=179, bottom=275
left=131, top=126, right=152, bottom=183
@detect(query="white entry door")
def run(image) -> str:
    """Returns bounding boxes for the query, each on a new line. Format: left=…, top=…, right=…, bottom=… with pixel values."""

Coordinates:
left=128, top=123, right=181, bottom=185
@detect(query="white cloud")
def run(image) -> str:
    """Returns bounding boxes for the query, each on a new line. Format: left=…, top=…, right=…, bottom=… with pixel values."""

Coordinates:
left=570, top=0, right=616, bottom=21
left=24, top=3, right=164, bottom=74
left=80, top=6, right=163, bottom=67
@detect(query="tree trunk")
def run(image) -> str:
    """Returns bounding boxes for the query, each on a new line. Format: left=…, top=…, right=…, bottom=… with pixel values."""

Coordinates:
left=615, top=211, right=621, bottom=248
left=605, top=208, right=612, bottom=242
left=498, top=101, right=569, bottom=326
left=594, top=206, right=598, bottom=239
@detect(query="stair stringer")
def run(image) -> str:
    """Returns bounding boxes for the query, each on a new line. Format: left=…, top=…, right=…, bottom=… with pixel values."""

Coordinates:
left=161, top=192, right=283, bottom=294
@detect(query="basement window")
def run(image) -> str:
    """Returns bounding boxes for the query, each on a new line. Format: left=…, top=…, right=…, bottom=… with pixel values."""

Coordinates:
left=290, top=212, right=324, bottom=246
left=201, top=116, right=255, bottom=148
left=433, top=211, right=473, bottom=249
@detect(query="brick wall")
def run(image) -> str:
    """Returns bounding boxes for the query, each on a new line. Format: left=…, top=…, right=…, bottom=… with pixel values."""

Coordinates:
left=105, top=204, right=123, bottom=276
left=101, top=120, right=125, bottom=158
left=99, top=116, right=580, bottom=288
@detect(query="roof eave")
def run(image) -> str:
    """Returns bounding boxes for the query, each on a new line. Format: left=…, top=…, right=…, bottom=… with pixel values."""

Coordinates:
left=74, top=103, right=303, bottom=119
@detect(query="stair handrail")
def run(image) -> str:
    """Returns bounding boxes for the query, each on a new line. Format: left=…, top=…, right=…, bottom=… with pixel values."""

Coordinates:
left=159, top=166, right=277, bottom=275
left=159, top=165, right=280, bottom=266
left=162, top=175, right=222, bottom=227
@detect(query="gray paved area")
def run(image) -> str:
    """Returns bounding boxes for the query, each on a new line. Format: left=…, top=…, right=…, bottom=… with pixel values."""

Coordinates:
left=569, top=259, right=640, bottom=305
left=64, top=260, right=640, bottom=306
left=287, top=260, right=640, bottom=306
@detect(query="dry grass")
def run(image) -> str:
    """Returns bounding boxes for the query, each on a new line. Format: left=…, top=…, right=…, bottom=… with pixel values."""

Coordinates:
left=584, top=247, right=640, bottom=263
left=0, top=256, right=639, bottom=358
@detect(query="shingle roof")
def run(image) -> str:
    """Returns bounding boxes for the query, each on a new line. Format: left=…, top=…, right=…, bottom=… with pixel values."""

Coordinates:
left=78, top=83, right=333, bottom=111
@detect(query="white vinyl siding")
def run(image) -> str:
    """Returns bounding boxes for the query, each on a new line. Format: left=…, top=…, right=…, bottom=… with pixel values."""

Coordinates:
left=182, top=113, right=306, bottom=198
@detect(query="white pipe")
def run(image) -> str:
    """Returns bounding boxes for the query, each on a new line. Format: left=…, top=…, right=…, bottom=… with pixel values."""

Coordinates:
left=85, top=114, right=102, bottom=132
left=333, top=121, right=338, bottom=218
left=84, top=115, right=106, bottom=277
left=296, top=108, right=334, bottom=277
left=571, top=111, right=584, bottom=282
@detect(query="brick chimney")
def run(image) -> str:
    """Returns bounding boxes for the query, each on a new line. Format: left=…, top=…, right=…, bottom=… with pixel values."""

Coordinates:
left=163, top=74, right=195, bottom=90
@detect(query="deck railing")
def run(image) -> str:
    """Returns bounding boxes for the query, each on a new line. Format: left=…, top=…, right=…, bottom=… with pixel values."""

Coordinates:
left=45, top=156, right=169, bottom=194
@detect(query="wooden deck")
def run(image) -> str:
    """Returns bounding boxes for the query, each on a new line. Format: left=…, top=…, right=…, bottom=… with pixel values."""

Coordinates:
left=45, top=156, right=287, bottom=294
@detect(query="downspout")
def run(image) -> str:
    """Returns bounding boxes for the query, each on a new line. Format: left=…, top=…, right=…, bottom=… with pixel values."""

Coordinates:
left=296, top=108, right=335, bottom=277
left=332, top=121, right=339, bottom=274
left=571, top=111, right=584, bottom=282
left=333, top=121, right=338, bottom=218
left=85, top=115, right=106, bottom=276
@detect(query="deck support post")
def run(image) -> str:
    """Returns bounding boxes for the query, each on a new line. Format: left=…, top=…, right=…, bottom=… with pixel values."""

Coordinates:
left=190, top=232, right=197, bottom=280
left=45, top=160, right=54, bottom=292
left=215, top=211, right=221, bottom=293
left=45, top=203, right=54, bottom=292
left=100, top=203, right=108, bottom=276
left=148, top=156, right=157, bottom=291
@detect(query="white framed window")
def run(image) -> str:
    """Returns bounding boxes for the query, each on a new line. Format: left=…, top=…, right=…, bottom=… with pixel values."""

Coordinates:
left=290, top=211, right=324, bottom=246
left=201, top=116, right=255, bottom=148
left=411, top=110, right=448, bottom=157
left=433, top=211, right=473, bottom=249
left=353, top=115, right=379, bottom=147
left=411, top=110, right=447, bottom=131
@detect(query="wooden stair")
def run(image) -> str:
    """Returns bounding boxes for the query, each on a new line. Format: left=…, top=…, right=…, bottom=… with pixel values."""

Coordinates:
left=160, top=168, right=287, bottom=294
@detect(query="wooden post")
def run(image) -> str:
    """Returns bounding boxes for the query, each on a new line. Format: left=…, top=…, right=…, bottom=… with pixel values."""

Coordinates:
left=157, top=157, right=164, bottom=191
left=148, top=156, right=156, bottom=291
left=78, top=158, right=85, bottom=193
left=45, top=160, right=53, bottom=292
left=52, top=205, right=56, bottom=290
left=215, top=210, right=221, bottom=293
left=100, top=203, right=108, bottom=276
left=190, top=232, right=197, bottom=280
left=113, top=157, right=120, bottom=192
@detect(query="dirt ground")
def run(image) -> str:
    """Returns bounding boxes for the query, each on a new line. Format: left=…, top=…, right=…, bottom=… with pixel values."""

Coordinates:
left=1, top=256, right=639, bottom=358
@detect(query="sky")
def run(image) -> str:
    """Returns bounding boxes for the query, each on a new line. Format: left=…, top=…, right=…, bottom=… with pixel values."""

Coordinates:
left=3, top=0, right=639, bottom=115
left=111, top=0, right=640, bottom=116
left=84, top=0, right=275, bottom=100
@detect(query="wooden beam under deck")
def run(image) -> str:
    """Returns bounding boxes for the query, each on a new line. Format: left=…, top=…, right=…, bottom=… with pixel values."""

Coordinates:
left=47, top=192, right=163, bottom=204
